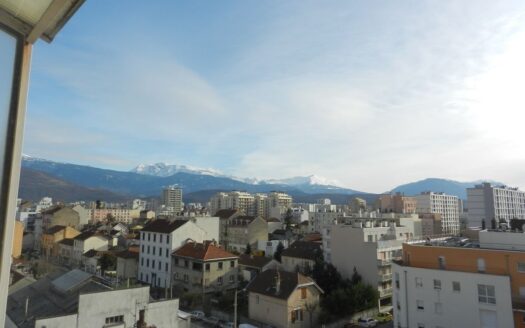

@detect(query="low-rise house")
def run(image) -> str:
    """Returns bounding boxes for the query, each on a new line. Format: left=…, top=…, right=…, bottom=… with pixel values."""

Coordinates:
left=81, top=249, right=101, bottom=274
left=281, top=241, right=323, bottom=273
left=172, top=240, right=238, bottom=293
left=214, top=209, right=241, bottom=244
left=257, top=240, right=289, bottom=257
left=117, top=247, right=139, bottom=280
left=247, top=269, right=323, bottom=328
left=43, top=206, right=82, bottom=230
left=225, top=216, right=268, bottom=252
left=239, top=254, right=281, bottom=282
left=41, top=225, right=80, bottom=257
left=58, top=238, right=75, bottom=265
left=265, top=217, right=283, bottom=234
left=72, top=231, right=108, bottom=266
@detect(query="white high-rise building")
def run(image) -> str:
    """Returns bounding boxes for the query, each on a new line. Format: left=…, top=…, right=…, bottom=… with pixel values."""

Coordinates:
left=161, top=185, right=182, bottom=214
left=467, top=182, right=525, bottom=228
left=415, top=192, right=460, bottom=235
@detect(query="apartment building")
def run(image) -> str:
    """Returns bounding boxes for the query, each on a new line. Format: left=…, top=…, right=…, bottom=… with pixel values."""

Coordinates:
left=247, top=269, right=323, bottom=328
left=72, top=231, right=109, bottom=266
left=379, top=193, right=417, bottom=214
left=33, top=285, right=180, bottom=328
left=393, top=231, right=525, bottom=328
left=419, top=213, right=443, bottom=237
left=90, top=208, right=140, bottom=224
left=467, top=182, right=525, bottom=228
left=415, top=192, right=460, bottom=235
left=224, top=216, right=268, bottom=253
left=161, top=185, right=183, bottom=214
left=138, top=219, right=208, bottom=288
left=268, top=192, right=293, bottom=218
left=254, top=193, right=268, bottom=218
left=41, top=225, right=80, bottom=257
left=281, top=241, right=322, bottom=273
left=172, top=240, right=238, bottom=293
left=330, top=220, right=414, bottom=309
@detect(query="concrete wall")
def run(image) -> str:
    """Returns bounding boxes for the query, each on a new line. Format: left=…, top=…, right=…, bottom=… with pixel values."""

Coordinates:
left=145, top=299, right=180, bottom=328
left=34, top=314, right=78, bottom=328
left=393, top=263, right=514, bottom=328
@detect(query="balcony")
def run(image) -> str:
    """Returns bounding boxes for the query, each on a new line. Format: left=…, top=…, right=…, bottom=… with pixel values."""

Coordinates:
left=377, top=259, right=391, bottom=266
left=378, top=273, right=392, bottom=281
left=379, top=288, right=393, bottom=298
left=512, top=297, right=525, bottom=311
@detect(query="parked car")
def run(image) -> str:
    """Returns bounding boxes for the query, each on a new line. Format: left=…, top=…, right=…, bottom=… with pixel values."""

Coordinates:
left=357, top=317, right=378, bottom=327
left=377, top=312, right=393, bottom=322
left=190, top=310, right=205, bottom=320
left=219, top=320, right=235, bottom=328
left=203, top=316, right=220, bottom=325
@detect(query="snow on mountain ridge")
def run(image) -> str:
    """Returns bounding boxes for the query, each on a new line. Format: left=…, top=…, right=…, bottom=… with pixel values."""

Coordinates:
left=130, top=163, right=342, bottom=187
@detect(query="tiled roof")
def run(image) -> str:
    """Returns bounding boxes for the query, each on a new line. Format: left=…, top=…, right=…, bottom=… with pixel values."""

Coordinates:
left=43, top=225, right=66, bottom=235
left=74, top=230, right=106, bottom=241
left=41, top=205, right=64, bottom=215
left=58, top=238, right=74, bottom=246
left=173, top=241, right=238, bottom=261
left=141, top=219, right=187, bottom=233
left=281, top=241, right=322, bottom=261
left=214, top=209, right=239, bottom=219
left=238, top=254, right=273, bottom=269
left=247, top=269, right=320, bottom=300
left=265, top=217, right=281, bottom=222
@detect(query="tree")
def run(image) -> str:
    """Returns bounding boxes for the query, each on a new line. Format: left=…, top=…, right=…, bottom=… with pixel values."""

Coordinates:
left=350, top=267, right=362, bottom=285
left=491, top=218, right=497, bottom=230
left=304, top=300, right=319, bottom=327
left=274, top=242, right=284, bottom=262
left=244, top=243, right=252, bottom=255
left=99, top=253, right=116, bottom=274
left=510, top=218, right=525, bottom=231
left=284, top=208, right=293, bottom=230
left=481, top=219, right=486, bottom=230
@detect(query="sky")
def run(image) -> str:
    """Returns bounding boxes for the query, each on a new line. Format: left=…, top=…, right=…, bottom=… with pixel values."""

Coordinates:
left=24, top=0, right=525, bottom=193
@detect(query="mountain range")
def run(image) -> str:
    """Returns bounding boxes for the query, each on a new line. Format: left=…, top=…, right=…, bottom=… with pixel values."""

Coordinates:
left=19, top=155, right=501, bottom=203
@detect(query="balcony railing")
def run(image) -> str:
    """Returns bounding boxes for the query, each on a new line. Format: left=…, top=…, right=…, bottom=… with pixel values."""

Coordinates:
left=379, top=288, right=393, bottom=297
left=377, top=259, right=391, bottom=266
left=378, top=273, right=392, bottom=281
left=512, top=297, right=525, bottom=311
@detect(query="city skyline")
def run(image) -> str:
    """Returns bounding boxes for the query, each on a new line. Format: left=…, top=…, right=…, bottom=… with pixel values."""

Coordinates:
left=24, top=1, right=525, bottom=193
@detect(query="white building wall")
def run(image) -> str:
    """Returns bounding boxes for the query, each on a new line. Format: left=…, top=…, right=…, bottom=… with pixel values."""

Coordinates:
left=415, top=192, right=460, bottom=235
left=392, top=263, right=514, bottom=328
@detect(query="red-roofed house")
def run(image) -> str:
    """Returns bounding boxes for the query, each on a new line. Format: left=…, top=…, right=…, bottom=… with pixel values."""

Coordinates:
left=172, top=241, right=238, bottom=293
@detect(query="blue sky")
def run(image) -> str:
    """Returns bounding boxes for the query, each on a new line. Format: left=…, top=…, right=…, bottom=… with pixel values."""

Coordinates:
left=24, top=1, right=525, bottom=192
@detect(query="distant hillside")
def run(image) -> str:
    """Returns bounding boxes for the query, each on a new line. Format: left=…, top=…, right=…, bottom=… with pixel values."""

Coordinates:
left=390, top=178, right=501, bottom=199
left=19, top=168, right=128, bottom=202
left=21, top=157, right=365, bottom=197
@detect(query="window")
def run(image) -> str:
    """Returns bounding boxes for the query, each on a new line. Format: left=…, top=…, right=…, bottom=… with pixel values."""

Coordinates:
left=434, top=302, right=443, bottom=314
left=152, top=260, right=155, bottom=268
left=174, top=272, right=179, bottom=279
left=218, top=262, right=223, bottom=270
left=477, top=258, right=486, bottom=273
left=166, top=235, right=170, bottom=244
left=160, top=235, right=163, bottom=243
left=141, top=258, right=144, bottom=266
left=158, top=261, right=161, bottom=270
left=147, top=245, right=150, bottom=254
left=152, top=246, right=155, bottom=255
left=166, top=248, right=169, bottom=258
left=291, top=309, right=303, bottom=322
left=159, top=248, right=162, bottom=257
left=438, top=256, right=446, bottom=269
left=417, top=300, right=424, bottom=311
left=395, top=272, right=400, bottom=289
left=105, top=315, right=124, bottom=324
left=153, top=233, right=156, bottom=242
left=205, top=263, right=210, bottom=271
left=452, top=281, right=461, bottom=292
left=146, top=259, right=149, bottom=267
left=141, top=244, right=144, bottom=252
left=518, top=262, right=525, bottom=272
left=165, top=262, right=168, bottom=272
left=141, top=232, right=144, bottom=240
left=184, top=260, right=189, bottom=267
left=433, top=279, right=441, bottom=290
left=478, top=284, right=496, bottom=304
left=415, top=277, right=423, bottom=288
left=174, top=258, right=179, bottom=266
left=230, top=260, right=235, bottom=268
left=148, top=233, right=150, bottom=241
left=367, top=235, right=373, bottom=242
left=301, top=288, right=307, bottom=299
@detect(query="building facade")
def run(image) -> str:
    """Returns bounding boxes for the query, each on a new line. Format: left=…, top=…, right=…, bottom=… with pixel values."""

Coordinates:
left=415, top=192, right=460, bottom=235
left=162, top=185, right=183, bottom=214
left=467, top=182, right=525, bottom=228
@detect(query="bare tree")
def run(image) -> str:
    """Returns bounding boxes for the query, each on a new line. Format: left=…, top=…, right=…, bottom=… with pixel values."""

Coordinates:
left=304, top=300, right=319, bottom=328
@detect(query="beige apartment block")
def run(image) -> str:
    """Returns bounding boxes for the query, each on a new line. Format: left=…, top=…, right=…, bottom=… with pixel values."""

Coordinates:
left=247, top=269, right=323, bottom=328
left=225, top=216, right=268, bottom=253
left=379, top=193, right=417, bottom=214
left=172, top=241, right=238, bottom=293
left=11, top=221, right=24, bottom=259
left=41, top=225, right=80, bottom=257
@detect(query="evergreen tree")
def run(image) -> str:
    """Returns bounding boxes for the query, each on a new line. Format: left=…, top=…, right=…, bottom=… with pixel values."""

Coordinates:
left=274, top=242, right=284, bottom=262
left=244, top=243, right=252, bottom=255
